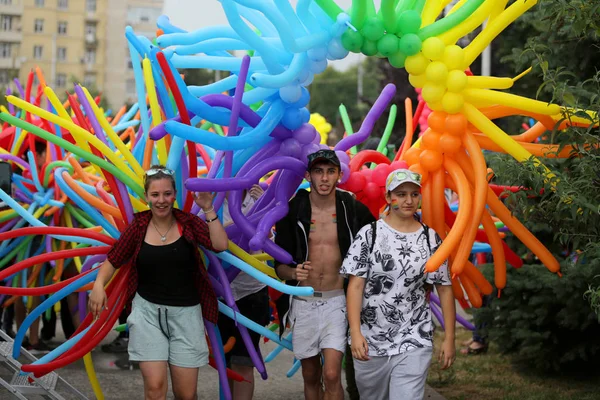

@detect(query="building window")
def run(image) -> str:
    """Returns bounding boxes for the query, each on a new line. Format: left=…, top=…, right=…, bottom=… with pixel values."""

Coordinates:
left=34, top=19, right=44, bottom=33
left=0, top=43, right=11, bottom=58
left=84, top=48, right=96, bottom=64
left=1, top=15, right=13, bottom=31
left=86, top=0, right=96, bottom=12
left=0, top=0, right=13, bottom=5
left=126, top=55, right=133, bottom=69
left=57, top=47, right=67, bottom=61
left=56, top=73, right=67, bottom=88
left=33, top=45, right=43, bottom=59
left=57, top=21, right=67, bottom=35
left=35, top=0, right=44, bottom=6
left=0, top=70, right=9, bottom=85
left=83, top=74, right=96, bottom=88
left=57, top=0, right=68, bottom=9
left=85, top=23, right=96, bottom=36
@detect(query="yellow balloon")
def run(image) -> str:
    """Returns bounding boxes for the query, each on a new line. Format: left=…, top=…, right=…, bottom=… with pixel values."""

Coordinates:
left=447, top=70, right=468, bottom=92
left=443, top=45, right=466, bottom=71
left=409, top=73, right=427, bottom=88
left=425, top=61, right=449, bottom=85
left=405, top=53, right=430, bottom=75
left=228, top=241, right=280, bottom=280
left=422, top=37, right=446, bottom=61
left=421, top=84, right=446, bottom=103
left=442, top=92, right=465, bottom=114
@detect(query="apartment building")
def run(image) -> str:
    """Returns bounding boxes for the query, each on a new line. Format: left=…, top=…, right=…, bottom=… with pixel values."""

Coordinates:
left=0, top=0, right=24, bottom=87
left=104, top=0, right=164, bottom=107
left=0, top=0, right=163, bottom=108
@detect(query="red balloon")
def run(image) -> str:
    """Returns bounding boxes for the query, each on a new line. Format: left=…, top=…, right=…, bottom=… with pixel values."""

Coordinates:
left=341, top=172, right=367, bottom=193
left=372, top=163, right=391, bottom=186
left=364, top=182, right=380, bottom=199
left=389, top=160, right=409, bottom=170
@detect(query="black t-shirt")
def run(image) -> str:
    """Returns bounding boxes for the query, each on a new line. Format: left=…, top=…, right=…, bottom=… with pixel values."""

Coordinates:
left=136, top=236, right=200, bottom=306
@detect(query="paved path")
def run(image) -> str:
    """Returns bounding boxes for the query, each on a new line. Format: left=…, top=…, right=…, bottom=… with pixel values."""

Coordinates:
left=0, top=326, right=446, bottom=399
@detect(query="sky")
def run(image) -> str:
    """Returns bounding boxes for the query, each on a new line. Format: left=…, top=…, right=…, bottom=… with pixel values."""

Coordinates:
left=162, top=0, right=383, bottom=71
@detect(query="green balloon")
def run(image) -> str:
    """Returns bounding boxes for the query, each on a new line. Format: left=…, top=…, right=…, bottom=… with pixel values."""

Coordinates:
left=388, top=51, right=407, bottom=68
left=341, top=30, right=364, bottom=53
left=398, top=33, right=422, bottom=56
left=362, top=17, right=385, bottom=42
left=377, top=34, right=399, bottom=57
left=361, top=39, right=378, bottom=56
left=397, top=10, right=422, bottom=35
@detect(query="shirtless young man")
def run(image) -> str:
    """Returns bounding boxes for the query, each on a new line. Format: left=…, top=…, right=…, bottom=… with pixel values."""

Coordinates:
left=274, top=150, right=375, bottom=400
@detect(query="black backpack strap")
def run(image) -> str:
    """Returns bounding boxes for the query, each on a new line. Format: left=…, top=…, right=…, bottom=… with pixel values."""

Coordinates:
left=418, top=222, right=431, bottom=255
left=369, top=221, right=377, bottom=254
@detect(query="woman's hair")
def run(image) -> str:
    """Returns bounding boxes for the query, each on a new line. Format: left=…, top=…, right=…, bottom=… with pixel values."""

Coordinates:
left=144, top=165, right=176, bottom=193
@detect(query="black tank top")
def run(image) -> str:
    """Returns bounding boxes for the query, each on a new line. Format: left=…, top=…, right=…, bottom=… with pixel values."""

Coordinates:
left=136, top=236, right=200, bottom=306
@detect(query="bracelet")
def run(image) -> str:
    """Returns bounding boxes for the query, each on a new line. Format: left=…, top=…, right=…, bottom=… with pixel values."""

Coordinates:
left=202, top=206, right=215, bottom=214
left=206, top=215, right=219, bottom=223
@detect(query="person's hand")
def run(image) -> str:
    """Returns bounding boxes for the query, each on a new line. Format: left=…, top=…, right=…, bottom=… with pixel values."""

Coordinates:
left=294, top=261, right=312, bottom=281
left=439, top=338, right=456, bottom=369
left=350, top=333, right=370, bottom=361
left=194, top=192, right=215, bottom=211
left=248, top=184, right=264, bottom=200
left=88, top=284, right=107, bottom=320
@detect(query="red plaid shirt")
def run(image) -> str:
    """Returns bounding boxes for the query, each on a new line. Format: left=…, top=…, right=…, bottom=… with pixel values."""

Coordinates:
left=107, top=209, right=219, bottom=323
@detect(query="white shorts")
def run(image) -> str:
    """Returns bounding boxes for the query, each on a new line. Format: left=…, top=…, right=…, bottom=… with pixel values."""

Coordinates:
left=290, top=290, right=347, bottom=360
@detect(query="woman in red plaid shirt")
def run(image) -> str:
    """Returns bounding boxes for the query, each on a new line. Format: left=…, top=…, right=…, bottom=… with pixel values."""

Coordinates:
left=89, top=165, right=228, bottom=400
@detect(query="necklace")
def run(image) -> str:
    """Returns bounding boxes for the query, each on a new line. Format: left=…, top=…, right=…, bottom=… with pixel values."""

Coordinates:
left=152, top=219, right=175, bottom=242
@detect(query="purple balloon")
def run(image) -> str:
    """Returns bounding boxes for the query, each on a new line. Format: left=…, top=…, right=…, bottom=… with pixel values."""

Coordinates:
left=0, top=154, right=30, bottom=170
left=430, top=293, right=475, bottom=331
left=205, top=321, right=232, bottom=400
left=0, top=217, right=20, bottom=233
left=205, top=250, right=267, bottom=378
left=334, top=84, right=396, bottom=152
left=294, top=123, right=317, bottom=144
left=279, top=138, right=302, bottom=158
left=430, top=302, right=445, bottom=331
left=186, top=156, right=305, bottom=193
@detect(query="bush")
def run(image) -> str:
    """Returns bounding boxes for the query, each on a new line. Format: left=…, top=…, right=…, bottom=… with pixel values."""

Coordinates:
left=476, top=260, right=600, bottom=373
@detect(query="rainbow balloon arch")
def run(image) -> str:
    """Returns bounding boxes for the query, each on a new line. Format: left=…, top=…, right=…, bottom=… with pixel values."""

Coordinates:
left=0, top=0, right=597, bottom=398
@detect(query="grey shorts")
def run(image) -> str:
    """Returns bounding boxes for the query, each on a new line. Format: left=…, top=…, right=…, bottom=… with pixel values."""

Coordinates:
left=127, top=293, right=210, bottom=368
left=290, top=290, right=347, bottom=360
left=353, top=346, right=433, bottom=400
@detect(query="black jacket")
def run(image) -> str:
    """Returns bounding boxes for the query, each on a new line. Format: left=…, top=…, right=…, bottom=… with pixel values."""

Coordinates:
left=273, top=189, right=376, bottom=336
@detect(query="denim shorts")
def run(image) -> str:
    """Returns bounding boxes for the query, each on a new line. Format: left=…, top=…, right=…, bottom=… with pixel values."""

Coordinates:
left=127, top=293, right=209, bottom=368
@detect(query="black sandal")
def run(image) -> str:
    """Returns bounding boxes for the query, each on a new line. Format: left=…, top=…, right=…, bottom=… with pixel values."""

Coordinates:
left=466, top=344, right=488, bottom=355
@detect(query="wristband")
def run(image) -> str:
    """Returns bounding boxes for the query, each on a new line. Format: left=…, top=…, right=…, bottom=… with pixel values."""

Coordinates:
left=206, top=215, right=219, bottom=223
left=202, top=206, right=215, bottom=214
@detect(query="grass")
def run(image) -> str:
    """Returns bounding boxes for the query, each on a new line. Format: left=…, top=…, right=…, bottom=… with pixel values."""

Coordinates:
left=426, top=328, right=600, bottom=400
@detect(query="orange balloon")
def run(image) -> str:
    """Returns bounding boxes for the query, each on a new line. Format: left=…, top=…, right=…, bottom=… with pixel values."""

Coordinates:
left=403, top=146, right=422, bottom=166
left=419, top=149, right=443, bottom=171
left=421, top=130, right=442, bottom=151
left=459, top=274, right=482, bottom=308
left=427, top=111, right=447, bottom=132
left=409, top=163, right=429, bottom=183
left=445, top=113, right=468, bottom=136
left=463, top=261, right=493, bottom=295
left=439, top=133, right=462, bottom=154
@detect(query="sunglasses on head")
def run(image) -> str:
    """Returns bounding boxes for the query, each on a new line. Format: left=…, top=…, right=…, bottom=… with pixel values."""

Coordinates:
left=391, top=171, right=422, bottom=183
left=146, top=168, right=175, bottom=177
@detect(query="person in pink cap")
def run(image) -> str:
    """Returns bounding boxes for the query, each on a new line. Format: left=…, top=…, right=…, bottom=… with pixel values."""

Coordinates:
left=341, top=169, right=456, bottom=400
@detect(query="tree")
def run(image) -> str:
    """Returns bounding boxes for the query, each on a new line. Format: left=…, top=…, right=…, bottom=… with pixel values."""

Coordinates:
left=475, top=0, right=600, bottom=372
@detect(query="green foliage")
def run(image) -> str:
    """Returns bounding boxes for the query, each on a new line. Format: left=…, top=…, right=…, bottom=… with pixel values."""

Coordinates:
left=476, top=261, right=600, bottom=373
left=475, top=0, right=600, bottom=372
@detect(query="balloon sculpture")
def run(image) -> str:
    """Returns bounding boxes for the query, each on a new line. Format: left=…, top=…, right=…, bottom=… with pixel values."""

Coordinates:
left=0, top=0, right=597, bottom=399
